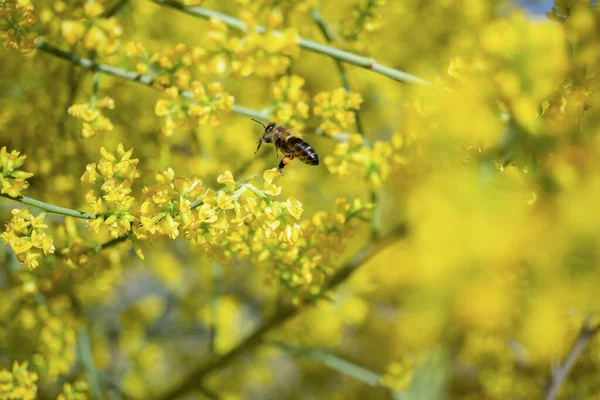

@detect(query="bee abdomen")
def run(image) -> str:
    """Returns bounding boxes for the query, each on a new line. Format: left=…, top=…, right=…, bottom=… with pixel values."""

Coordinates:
left=287, top=137, right=319, bottom=166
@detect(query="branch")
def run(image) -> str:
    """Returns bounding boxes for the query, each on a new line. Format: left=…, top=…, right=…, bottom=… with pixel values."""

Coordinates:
left=154, top=223, right=407, bottom=400
left=544, top=320, right=600, bottom=400
left=35, top=40, right=271, bottom=122
left=0, top=193, right=96, bottom=220
left=150, top=0, right=430, bottom=86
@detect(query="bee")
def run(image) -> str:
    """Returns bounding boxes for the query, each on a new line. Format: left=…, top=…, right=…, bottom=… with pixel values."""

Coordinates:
left=252, top=119, right=319, bottom=175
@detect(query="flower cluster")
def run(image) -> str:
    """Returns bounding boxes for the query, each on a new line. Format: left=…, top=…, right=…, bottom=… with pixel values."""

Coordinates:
left=442, top=13, right=567, bottom=141
left=313, top=88, right=363, bottom=135
left=255, top=197, right=373, bottom=303
left=154, top=83, right=234, bottom=136
left=68, top=96, right=115, bottom=139
left=341, top=0, right=387, bottom=54
left=57, top=380, right=90, bottom=400
left=0, top=361, right=38, bottom=400
left=81, top=143, right=140, bottom=238
left=0, top=0, right=37, bottom=53
left=0, top=146, right=33, bottom=197
left=380, top=357, right=414, bottom=391
left=270, top=74, right=309, bottom=131
left=124, top=20, right=299, bottom=80
left=137, top=168, right=304, bottom=265
left=126, top=42, right=205, bottom=89
left=325, top=133, right=407, bottom=188
left=135, top=168, right=204, bottom=241
left=1, top=209, right=55, bottom=269
left=40, top=1, right=122, bottom=56
left=235, top=0, right=316, bottom=29
left=32, top=297, right=78, bottom=380
left=79, top=145, right=314, bottom=273
left=199, top=19, right=299, bottom=78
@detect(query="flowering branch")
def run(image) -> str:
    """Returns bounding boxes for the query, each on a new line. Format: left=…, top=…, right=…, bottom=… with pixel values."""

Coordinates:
left=310, top=8, right=364, bottom=137
left=0, top=193, right=96, bottom=220
left=544, top=320, right=600, bottom=400
left=154, top=222, right=407, bottom=400
left=310, top=8, right=381, bottom=240
left=150, top=0, right=430, bottom=86
left=35, top=40, right=271, bottom=122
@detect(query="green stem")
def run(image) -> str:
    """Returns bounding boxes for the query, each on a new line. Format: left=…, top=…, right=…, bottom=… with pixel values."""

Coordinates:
left=370, top=191, right=381, bottom=240
left=35, top=40, right=270, bottom=122
left=150, top=0, right=430, bottom=86
left=208, top=262, right=223, bottom=355
left=90, top=71, right=100, bottom=108
left=78, top=328, right=102, bottom=400
left=0, top=193, right=96, bottom=220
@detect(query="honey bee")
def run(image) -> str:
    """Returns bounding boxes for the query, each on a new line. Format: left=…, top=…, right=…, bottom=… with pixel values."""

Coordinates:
left=252, top=119, right=319, bottom=175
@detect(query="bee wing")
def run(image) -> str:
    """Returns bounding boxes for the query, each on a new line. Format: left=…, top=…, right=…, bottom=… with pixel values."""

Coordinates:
left=294, top=123, right=350, bottom=142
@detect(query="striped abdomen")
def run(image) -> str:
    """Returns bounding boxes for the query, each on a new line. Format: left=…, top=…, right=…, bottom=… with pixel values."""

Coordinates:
left=284, top=136, right=319, bottom=166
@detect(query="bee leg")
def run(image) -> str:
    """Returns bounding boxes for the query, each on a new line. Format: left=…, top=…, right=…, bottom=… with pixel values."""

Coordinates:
left=255, top=138, right=265, bottom=154
left=277, top=156, right=291, bottom=176
left=274, top=138, right=281, bottom=158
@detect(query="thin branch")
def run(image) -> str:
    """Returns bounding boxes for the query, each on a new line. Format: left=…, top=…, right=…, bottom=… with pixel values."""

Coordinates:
left=149, top=0, right=430, bottom=86
left=544, top=320, right=600, bottom=400
left=271, top=341, right=383, bottom=387
left=102, top=0, right=129, bottom=18
left=0, top=193, right=96, bottom=220
left=78, top=328, right=102, bottom=400
left=153, top=222, right=407, bottom=400
left=208, top=262, right=223, bottom=355
left=36, top=40, right=270, bottom=122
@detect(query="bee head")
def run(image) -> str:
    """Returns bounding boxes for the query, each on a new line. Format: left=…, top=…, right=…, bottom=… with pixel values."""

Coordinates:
left=262, top=122, right=276, bottom=141
left=251, top=119, right=276, bottom=142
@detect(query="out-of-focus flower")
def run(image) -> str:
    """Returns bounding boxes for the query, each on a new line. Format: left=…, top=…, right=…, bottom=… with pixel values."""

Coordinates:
left=68, top=96, right=115, bottom=139
left=0, top=146, right=33, bottom=197
left=0, top=361, right=38, bottom=400
left=313, top=88, right=363, bottom=135
left=0, top=0, right=37, bottom=53
left=154, top=83, right=234, bottom=135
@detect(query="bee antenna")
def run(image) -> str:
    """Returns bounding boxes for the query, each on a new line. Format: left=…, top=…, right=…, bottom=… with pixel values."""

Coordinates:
left=251, top=118, right=267, bottom=129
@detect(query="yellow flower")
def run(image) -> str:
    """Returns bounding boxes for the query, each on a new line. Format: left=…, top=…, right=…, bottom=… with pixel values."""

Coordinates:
left=0, top=361, right=38, bottom=400
left=313, top=89, right=362, bottom=135
left=216, top=191, right=235, bottom=210
left=217, top=170, right=236, bottom=189
left=0, top=147, right=33, bottom=197
left=286, top=197, right=304, bottom=220
left=68, top=97, right=115, bottom=139
left=1, top=209, right=54, bottom=268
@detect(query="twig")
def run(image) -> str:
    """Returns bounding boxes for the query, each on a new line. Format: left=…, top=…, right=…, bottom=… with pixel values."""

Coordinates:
left=102, top=0, right=129, bottom=18
left=544, top=320, right=600, bottom=400
left=36, top=40, right=270, bottom=122
left=78, top=328, right=102, bottom=400
left=0, top=193, right=96, bottom=220
left=208, top=262, right=223, bottom=354
left=153, top=223, right=407, bottom=400
left=149, top=0, right=430, bottom=86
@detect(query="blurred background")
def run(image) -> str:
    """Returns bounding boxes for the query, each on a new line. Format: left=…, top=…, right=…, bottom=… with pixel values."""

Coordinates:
left=1, top=0, right=600, bottom=399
